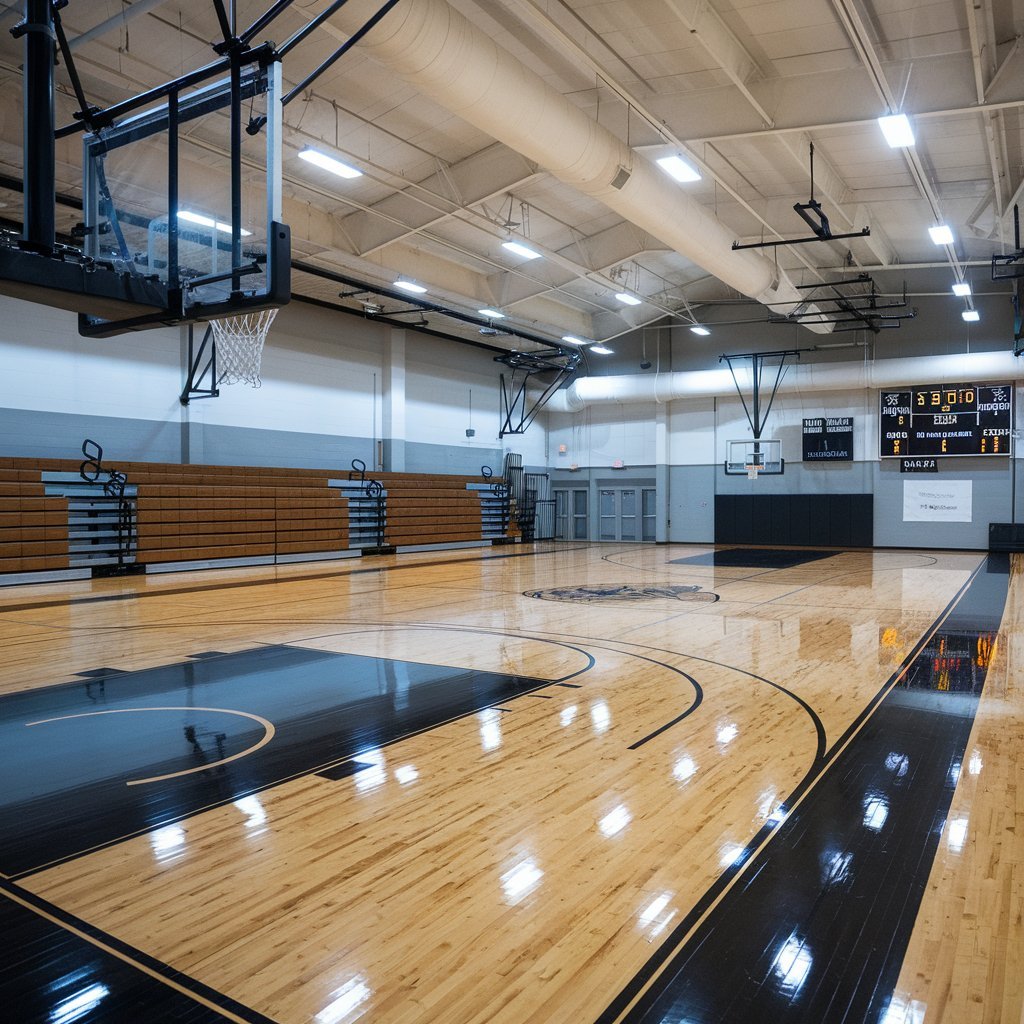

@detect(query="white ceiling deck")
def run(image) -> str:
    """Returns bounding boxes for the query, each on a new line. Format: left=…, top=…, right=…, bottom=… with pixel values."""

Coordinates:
left=0, top=0, right=1020, bottom=354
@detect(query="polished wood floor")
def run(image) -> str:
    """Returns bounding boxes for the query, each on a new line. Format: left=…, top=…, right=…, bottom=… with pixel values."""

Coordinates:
left=0, top=542, right=1019, bottom=1023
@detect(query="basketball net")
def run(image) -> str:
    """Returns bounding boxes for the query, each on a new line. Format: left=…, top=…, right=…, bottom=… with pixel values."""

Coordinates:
left=746, top=465, right=759, bottom=480
left=210, top=308, right=278, bottom=388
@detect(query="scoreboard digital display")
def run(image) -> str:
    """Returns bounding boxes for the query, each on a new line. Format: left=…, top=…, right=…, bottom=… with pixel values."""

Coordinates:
left=879, top=383, right=1012, bottom=457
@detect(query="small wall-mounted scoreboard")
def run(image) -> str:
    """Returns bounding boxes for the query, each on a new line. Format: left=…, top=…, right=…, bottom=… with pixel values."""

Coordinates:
left=879, top=383, right=1012, bottom=457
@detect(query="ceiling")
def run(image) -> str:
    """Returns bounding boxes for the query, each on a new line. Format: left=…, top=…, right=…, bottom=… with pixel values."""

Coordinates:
left=0, top=0, right=1021, bottom=358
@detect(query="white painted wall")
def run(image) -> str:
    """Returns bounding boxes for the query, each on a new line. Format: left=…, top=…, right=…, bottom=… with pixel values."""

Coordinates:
left=0, top=294, right=545, bottom=467
left=188, top=302, right=382, bottom=438
left=406, top=336, right=503, bottom=448
left=549, top=388, right=884, bottom=468
left=0, top=296, right=181, bottom=422
left=669, top=398, right=716, bottom=465
left=548, top=402, right=658, bottom=468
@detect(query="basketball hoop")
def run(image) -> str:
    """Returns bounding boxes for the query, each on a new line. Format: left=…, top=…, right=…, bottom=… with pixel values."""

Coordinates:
left=746, top=465, right=759, bottom=480
left=210, top=308, right=278, bottom=387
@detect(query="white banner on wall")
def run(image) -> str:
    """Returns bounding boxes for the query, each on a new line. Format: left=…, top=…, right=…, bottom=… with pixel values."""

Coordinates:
left=902, top=480, right=973, bottom=522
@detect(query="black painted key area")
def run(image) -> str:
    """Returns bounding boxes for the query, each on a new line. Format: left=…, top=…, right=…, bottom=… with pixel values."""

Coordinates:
left=607, top=555, right=1009, bottom=1024
left=671, top=548, right=837, bottom=570
left=0, top=646, right=547, bottom=877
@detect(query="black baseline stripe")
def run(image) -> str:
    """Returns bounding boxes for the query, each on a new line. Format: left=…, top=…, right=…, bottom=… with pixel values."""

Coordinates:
left=597, top=553, right=1008, bottom=1024
left=0, top=879, right=278, bottom=1024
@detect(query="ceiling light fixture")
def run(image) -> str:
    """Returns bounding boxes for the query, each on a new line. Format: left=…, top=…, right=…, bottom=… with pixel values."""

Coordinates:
left=298, top=147, right=363, bottom=179
left=615, top=292, right=641, bottom=306
left=590, top=345, right=613, bottom=355
left=502, top=240, right=542, bottom=260
left=478, top=308, right=505, bottom=318
left=962, top=309, right=980, bottom=322
left=177, top=210, right=252, bottom=236
left=394, top=279, right=427, bottom=294
left=877, top=114, right=915, bottom=148
left=929, top=225, right=954, bottom=245
left=952, top=282, right=971, bottom=297
left=561, top=335, right=588, bottom=346
left=656, top=155, right=701, bottom=182
left=690, top=326, right=711, bottom=336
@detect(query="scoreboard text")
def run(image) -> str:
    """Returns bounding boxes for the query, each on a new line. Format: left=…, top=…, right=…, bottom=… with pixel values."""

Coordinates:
left=879, top=383, right=1012, bottom=457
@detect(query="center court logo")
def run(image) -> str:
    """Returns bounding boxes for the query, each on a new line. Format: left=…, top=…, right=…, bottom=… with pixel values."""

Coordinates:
left=524, top=583, right=719, bottom=604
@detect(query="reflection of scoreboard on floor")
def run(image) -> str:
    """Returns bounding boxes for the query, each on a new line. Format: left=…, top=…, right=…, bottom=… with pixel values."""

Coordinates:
left=879, top=383, right=1013, bottom=457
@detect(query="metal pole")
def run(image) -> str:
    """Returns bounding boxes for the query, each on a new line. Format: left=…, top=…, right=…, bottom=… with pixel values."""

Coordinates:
left=230, top=52, right=242, bottom=293
left=751, top=357, right=762, bottom=441
left=281, top=0, right=400, bottom=105
left=22, top=0, right=55, bottom=251
left=168, top=89, right=179, bottom=288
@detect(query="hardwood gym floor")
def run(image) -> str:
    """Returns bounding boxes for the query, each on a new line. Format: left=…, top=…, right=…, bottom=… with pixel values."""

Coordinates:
left=0, top=542, right=1019, bottom=1024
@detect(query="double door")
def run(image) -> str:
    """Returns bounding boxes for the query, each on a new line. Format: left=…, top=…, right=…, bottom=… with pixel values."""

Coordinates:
left=554, top=489, right=588, bottom=540
left=599, top=487, right=656, bottom=542
left=554, top=486, right=657, bottom=541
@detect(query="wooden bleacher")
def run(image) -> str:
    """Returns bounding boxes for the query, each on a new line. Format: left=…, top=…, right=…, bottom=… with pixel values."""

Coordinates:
left=0, top=457, right=517, bottom=577
left=0, top=466, right=69, bottom=574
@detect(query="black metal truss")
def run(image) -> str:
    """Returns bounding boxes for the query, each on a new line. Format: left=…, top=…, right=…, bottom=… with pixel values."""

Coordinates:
left=719, top=349, right=801, bottom=440
left=992, top=205, right=1024, bottom=282
left=180, top=324, right=219, bottom=405
left=733, top=143, right=870, bottom=251
left=497, top=349, right=582, bottom=437
left=768, top=275, right=916, bottom=333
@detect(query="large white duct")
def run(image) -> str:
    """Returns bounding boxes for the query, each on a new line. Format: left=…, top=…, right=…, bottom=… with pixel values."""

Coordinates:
left=333, top=0, right=830, bottom=331
left=546, top=351, right=1024, bottom=412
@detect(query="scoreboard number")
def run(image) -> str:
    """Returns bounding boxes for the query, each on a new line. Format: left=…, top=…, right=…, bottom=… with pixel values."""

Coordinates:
left=880, top=383, right=1012, bottom=458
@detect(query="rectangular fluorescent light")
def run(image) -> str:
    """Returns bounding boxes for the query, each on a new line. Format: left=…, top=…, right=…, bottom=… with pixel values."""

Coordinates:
left=177, top=211, right=252, bottom=236
left=394, top=279, right=427, bottom=294
left=590, top=345, right=613, bottom=355
left=656, top=155, right=701, bottom=182
left=502, top=240, right=542, bottom=260
left=615, top=292, right=642, bottom=306
left=690, top=325, right=711, bottom=336
left=298, top=147, right=362, bottom=179
left=929, top=224, right=954, bottom=245
left=561, top=335, right=588, bottom=346
left=877, top=114, right=915, bottom=148
left=478, top=308, right=505, bottom=318
left=952, top=282, right=971, bottom=297
left=962, top=309, right=980, bottom=322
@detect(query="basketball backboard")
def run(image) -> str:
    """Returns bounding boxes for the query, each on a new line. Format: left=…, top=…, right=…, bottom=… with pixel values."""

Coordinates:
left=78, top=57, right=288, bottom=337
left=725, top=438, right=784, bottom=477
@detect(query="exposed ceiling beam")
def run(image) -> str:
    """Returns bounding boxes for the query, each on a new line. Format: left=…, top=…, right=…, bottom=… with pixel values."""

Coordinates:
left=963, top=0, right=1008, bottom=230
left=660, top=0, right=774, bottom=127
left=299, top=0, right=828, bottom=319
left=426, top=0, right=826, bottom=284
left=68, top=0, right=173, bottom=52
left=830, top=0, right=968, bottom=288
left=337, top=144, right=543, bottom=256
left=682, top=97, right=1024, bottom=146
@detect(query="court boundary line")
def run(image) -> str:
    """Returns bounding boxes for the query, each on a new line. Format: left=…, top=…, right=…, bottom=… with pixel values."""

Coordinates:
left=592, top=553, right=991, bottom=1023
left=0, top=880, right=277, bottom=1024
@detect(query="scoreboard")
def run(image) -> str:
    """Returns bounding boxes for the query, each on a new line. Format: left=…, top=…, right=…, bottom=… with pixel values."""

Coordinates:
left=879, top=383, right=1012, bottom=457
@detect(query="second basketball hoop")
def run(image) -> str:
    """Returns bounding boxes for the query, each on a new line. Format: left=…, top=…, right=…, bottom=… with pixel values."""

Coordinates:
left=725, top=438, right=784, bottom=477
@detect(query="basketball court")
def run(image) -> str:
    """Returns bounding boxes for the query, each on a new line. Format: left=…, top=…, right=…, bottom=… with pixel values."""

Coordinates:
left=2, top=1, right=1024, bottom=1022
left=0, top=541, right=1017, bottom=1023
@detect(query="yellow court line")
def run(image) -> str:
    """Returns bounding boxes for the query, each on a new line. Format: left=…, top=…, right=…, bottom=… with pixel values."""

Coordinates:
left=25, top=707, right=276, bottom=786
